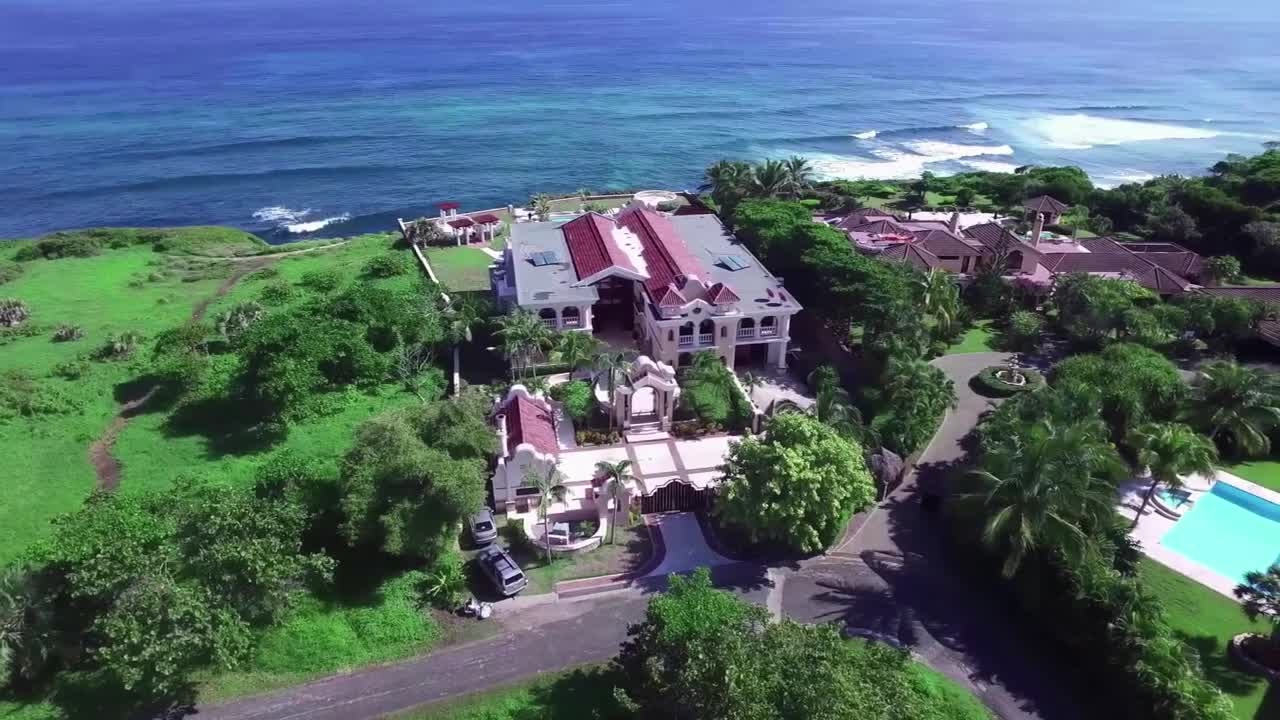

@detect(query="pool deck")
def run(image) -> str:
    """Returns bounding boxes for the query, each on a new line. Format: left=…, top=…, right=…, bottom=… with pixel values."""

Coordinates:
left=1121, top=471, right=1280, bottom=599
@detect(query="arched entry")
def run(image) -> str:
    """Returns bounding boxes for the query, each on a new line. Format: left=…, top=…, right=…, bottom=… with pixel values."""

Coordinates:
left=632, top=386, right=657, bottom=419
left=641, top=479, right=712, bottom=514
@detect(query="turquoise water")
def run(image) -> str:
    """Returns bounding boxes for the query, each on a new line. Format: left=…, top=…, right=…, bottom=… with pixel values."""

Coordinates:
left=1156, top=487, right=1192, bottom=508
left=1161, top=482, right=1280, bottom=583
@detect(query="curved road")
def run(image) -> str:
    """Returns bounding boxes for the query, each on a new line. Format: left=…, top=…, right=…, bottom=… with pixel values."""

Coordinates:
left=195, top=352, right=1084, bottom=720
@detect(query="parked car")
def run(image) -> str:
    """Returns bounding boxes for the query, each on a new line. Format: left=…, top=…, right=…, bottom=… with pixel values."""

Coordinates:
left=476, top=546, right=527, bottom=596
left=468, top=508, right=498, bottom=546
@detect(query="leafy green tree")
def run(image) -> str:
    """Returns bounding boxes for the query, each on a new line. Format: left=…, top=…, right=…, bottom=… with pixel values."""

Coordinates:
left=1233, top=563, right=1279, bottom=654
left=594, top=350, right=630, bottom=429
left=807, top=365, right=878, bottom=447
left=523, top=463, right=567, bottom=564
left=1006, top=310, right=1043, bottom=351
left=1050, top=273, right=1154, bottom=348
left=959, top=417, right=1123, bottom=577
left=870, top=358, right=956, bottom=455
left=0, top=569, right=55, bottom=690
left=716, top=413, right=873, bottom=552
left=1185, top=360, right=1280, bottom=457
left=556, top=330, right=602, bottom=380
left=731, top=198, right=812, bottom=269
left=1052, top=343, right=1184, bottom=442
left=549, top=379, right=592, bottom=422
left=339, top=410, right=487, bottom=561
left=1127, top=423, right=1217, bottom=528
left=595, top=459, right=636, bottom=544
left=1202, top=255, right=1242, bottom=285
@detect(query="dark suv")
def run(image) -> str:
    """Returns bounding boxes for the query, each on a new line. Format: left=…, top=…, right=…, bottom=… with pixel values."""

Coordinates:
left=477, top=546, right=528, bottom=596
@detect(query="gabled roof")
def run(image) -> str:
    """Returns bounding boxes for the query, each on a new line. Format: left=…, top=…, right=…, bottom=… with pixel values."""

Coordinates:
left=653, top=285, right=686, bottom=307
left=1039, top=251, right=1150, bottom=274
left=705, top=282, right=741, bottom=304
left=617, top=205, right=704, bottom=294
left=1132, top=251, right=1204, bottom=278
left=963, top=223, right=1029, bottom=254
left=914, top=229, right=982, bottom=256
left=834, top=209, right=900, bottom=231
left=848, top=219, right=913, bottom=236
left=1137, top=265, right=1194, bottom=293
left=880, top=242, right=941, bottom=270
left=561, top=212, right=638, bottom=281
left=504, top=394, right=557, bottom=458
left=1023, top=195, right=1069, bottom=214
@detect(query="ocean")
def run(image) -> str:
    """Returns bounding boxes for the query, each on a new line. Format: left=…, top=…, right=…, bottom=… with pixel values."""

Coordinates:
left=2, top=0, right=1278, bottom=242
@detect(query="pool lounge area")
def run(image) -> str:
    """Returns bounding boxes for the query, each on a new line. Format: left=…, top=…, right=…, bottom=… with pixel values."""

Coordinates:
left=1125, top=471, right=1280, bottom=598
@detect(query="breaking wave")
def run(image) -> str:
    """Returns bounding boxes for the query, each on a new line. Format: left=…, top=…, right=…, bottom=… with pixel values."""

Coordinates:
left=808, top=141, right=1015, bottom=180
left=253, top=206, right=350, bottom=233
left=959, top=122, right=989, bottom=131
left=852, top=129, right=879, bottom=140
left=1026, top=113, right=1220, bottom=150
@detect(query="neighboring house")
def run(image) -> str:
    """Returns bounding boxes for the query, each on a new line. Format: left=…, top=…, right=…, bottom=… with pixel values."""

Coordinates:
left=491, top=201, right=801, bottom=369
left=831, top=196, right=1208, bottom=297
left=1199, top=286, right=1280, bottom=347
left=491, top=385, right=561, bottom=514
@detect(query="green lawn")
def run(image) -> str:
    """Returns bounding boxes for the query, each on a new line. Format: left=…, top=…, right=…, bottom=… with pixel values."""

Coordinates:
left=424, top=246, right=493, bottom=293
left=946, top=320, right=998, bottom=354
left=1140, top=560, right=1275, bottom=719
left=509, top=524, right=652, bottom=596
left=1224, top=460, right=1280, bottom=493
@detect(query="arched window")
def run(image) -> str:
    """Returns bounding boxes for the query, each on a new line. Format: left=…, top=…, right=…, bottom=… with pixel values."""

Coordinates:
left=760, top=316, right=777, bottom=337
left=678, top=322, right=694, bottom=347
left=538, top=308, right=557, bottom=328
left=561, top=306, right=581, bottom=328
left=737, top=317, right=755, bottom=339
left=698, top=319, right=715, bottom=346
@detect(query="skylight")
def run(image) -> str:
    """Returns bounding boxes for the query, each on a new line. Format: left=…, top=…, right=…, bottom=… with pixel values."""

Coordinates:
left=530, top=251, right=559, bottom=266
left=717, top=254, right=749, bottom=271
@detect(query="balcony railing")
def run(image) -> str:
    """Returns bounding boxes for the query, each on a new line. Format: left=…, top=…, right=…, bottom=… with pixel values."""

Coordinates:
left=562, top=318, right=581, bottom=329
left=678, top=334, right=694, bottom=347
left=736, top=327, right=755, bottom=339
left=759, top=326, right=778, bottom=338
left=541, top=318, right=558, bottom=329
left=698, top=333, right=714, bottom=346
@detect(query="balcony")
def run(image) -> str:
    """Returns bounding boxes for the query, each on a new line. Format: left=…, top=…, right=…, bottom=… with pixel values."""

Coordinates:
left=759, top=326, right=778, bottom=338
left=698, top=333, right=714, bottom=346
left=678, top=334, right=694, bottom=348
left=736, top=327, right=755, bottom=340
left=541, top=318, right=558, bottom=329
left=562, top=318, right=581, bottom=329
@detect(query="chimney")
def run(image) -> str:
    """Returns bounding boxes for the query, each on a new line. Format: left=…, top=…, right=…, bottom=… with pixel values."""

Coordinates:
left=948, top=211, right=960, bottom=234
left=1030, top=212, right=1045, bottom=248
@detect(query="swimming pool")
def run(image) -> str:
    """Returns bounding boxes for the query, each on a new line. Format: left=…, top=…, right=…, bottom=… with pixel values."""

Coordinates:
left=1157, top=487, right=1192, bottom=508
left=1160, top=481, right=1280, bottom=584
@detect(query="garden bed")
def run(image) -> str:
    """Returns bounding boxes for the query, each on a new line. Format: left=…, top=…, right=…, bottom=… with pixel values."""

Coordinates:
left=970, top=365, right=1044, bottom=398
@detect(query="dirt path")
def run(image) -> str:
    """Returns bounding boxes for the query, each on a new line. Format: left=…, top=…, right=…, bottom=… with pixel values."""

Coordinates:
left=88, top=256, right=284, bottom=490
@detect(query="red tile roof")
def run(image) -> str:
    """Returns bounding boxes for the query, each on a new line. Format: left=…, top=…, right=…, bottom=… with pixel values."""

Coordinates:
left=706, top=282, right=740, bottom=304
left=436, top=201, right=461, bottom=209
left=1023, top=195, right=1068, bottom=214
left=914, top=229, right=982, bottom=256
left=504, top=394, right=557, bottom=458
left=835, top=209, right=901, bottom=231
left=847, top=219, right=914, bottom=237
left=881, top=243, right=941, bottom=271
left=1132, top=251, right=1204, bottom=279
left=617, top=205, right=704, bottom=294
left=447, top=218, right=475, bottom=229
left=561, top=213, right=637, bottom=281
left=653, top=285, right=686, bottom=307
left=962, top=223, right=1027, bottom=254
left=471, top=213, right=501, bottom=224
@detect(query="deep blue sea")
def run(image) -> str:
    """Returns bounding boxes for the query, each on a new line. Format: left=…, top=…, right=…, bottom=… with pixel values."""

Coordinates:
left=2, top=0, right=1279, bottom=241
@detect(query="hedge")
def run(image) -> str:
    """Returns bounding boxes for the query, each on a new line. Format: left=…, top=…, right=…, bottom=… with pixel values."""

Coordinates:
left=970, top=366, right=1044, bottom=398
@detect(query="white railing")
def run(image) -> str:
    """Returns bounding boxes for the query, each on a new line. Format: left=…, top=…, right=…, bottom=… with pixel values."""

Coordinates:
left=678, top=335, right=694, bottom=347
left=698, top=333, right=714, bottom=346
left=760, top=326, right=778, bottom=337
left=562, top=318, right=581, bottom=328
left=736, top=327, right=755, bottom=339
left=541, top=318, right=558, bottom=329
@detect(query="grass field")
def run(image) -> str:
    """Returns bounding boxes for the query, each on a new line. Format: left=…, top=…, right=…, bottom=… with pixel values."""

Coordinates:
left=946, top=320, right=999, bottom=354
left=1140, top=560, right=1276, bottom=720
left=1225, top=460, right=1280, bottom=493
left=424, top=246, right=493, bottom=293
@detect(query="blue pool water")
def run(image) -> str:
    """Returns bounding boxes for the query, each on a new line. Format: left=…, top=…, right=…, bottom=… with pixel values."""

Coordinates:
left=1157, top=487, right=1192, bottom=508
left=1160, top=482, right=1280, bottom=584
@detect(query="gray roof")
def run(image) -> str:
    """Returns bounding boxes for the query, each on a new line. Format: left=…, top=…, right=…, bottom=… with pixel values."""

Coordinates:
left=509, top=221, right=600, bottom=307
left=664, top=214, right=801, bottom=315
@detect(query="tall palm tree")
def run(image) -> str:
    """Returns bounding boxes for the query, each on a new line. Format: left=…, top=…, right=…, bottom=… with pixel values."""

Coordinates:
left=751, top=159, right=790, bottom=197
left=0, top=569, right=51, bottom=688
left=808, top=365, right=878, bottom=447
left=443, top=294, right=487, bottom=386
left=556, top=331, right=602, bottom=381
left=1185, top=361, right=1280, bottom=458
left=958, top=418, right=1124, bottom=578
left=782, top=156, right=814, bottom=198
left=699, top=160, right=755, bottom=217
left=595, top=351, right=630, bottom=429
left=916, top=268, right=960, bottom=337
left=524, top=463, right=567, bottom=564
left=1127, top=422, right=1217, bottom=528
left=530, top=193, right=553, bottom=221
left=496, top=310, right=555, bottom=380
left=595, top=459, right=636, bottom=544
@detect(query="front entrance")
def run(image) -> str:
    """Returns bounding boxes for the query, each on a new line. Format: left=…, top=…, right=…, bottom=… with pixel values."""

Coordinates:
left=734, top=342, right=769, bottom=368
left=641, top=479, right=712, bottom=514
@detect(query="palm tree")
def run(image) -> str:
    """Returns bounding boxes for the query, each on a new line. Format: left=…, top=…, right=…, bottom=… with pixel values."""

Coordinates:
left=916, top=268, right=960, bottom=337
left=530, top=193, right=553, bottom=221
left=595, top=351, right=630, bottom=429
left=1234, top=563, right=1279, bottom=652
left=595, top=459, right=636, bottom=544
left=496, top=310, right=555, bottom=380
left=958, top=418, right=1124, bottom=578
left=556, top=331, right=602, bottom=381
left=751, top=159, right=790, bottom=197
left=699, top=160, right=755, bottom=217
left=782, top=156, right=814, bottom=198
left=807, top=365, right=879, bottom=447
left=524, top=463, right=567, bottom=564
left=1127, top=422, right=1217, bottom=528
left=0, top=569, right=51, bottom=688
left=444, top=294, right=487, bottom=385
left=1185, top=361, right=1280, bottom=458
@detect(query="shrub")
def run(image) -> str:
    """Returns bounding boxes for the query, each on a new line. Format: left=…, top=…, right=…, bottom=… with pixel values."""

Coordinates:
left=0, top=298, right=30, bottom=327
left=0, top=370, right=82, bottom=418
left=17, top=232, right=103, bottom=260
left=420, top=552, right=467, bottom=609
left=971, top=366, right=1045, bottom=398
left=361, top=253, right=412, bottom=279
left=500, top=516, right=535, bottom=556
left=0, top=262, right=22, bottom=285
left=258, top=281, right=296, bottom=306
left=95, top=330, right=143, bottom=360
left=52, top=324, right=83, bottom=342
left=51, top=359, right=90, bottom=380
left=575, top=428, right=621, bottom=445
left=300, top=268, right=344, bottom=293
left=1006, top=310, right=1043, bottom=351
left=549, top=379, right=592, bottom=422
left=677, top=352, right=749, bottom=429
left=250, top=265, right=280, bottom=281
left=214, top=301, right=265, bottom=341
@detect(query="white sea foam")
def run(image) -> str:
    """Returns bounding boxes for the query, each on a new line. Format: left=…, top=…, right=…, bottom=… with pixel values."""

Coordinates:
left=960, top=159, right=1020, bottom=173
left=1094, top=170, right=1157, bottom=189
left=959, top=122, right=989, bottom=132
left=1027, top=113, right=1220, bottom=150
left=809, top=141, right=1015, bottom=180
left=851, top=129, right=878, bottom=140
left=252, top=205, right=311, bottom=223
left=285, top=214, right=350, bottom=233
